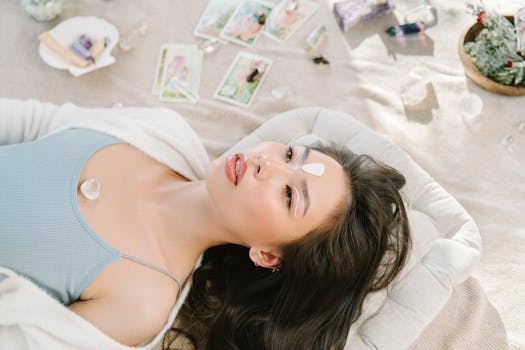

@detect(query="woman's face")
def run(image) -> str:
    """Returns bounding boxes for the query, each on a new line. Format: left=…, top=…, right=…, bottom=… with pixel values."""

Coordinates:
left=206, top=142, right=348, bottom=248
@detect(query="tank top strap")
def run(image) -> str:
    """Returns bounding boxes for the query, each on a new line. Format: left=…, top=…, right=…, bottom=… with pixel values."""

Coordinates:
left=120, top=253, right=182, bottom=292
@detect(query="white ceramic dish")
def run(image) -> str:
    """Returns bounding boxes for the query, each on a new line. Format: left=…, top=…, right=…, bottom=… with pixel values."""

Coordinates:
left=39, top=16, right=119, bottom=76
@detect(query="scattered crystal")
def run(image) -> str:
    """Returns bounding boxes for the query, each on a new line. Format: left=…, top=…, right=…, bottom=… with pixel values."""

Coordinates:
left=118, top=23, right=149, bottom=51
left=271, top=86, right=290, bottom=100
left=80, top=178, right=101, bottom=200
left=501, top=135, right=514, bottom=153
left=285, top=0, right=298, bottom=13
left=304, top=24, right=327, bottom=52
left=401, top=81, right=429, bottom=106
left=199, top=39, right=220, bottom=54
left=404, top=1, right=437, bottom=27
left=518, top=122, right=525, bottom=134
left=501, top=135, right=514, bottom=146
left=459, top=93, right=483, bottom=119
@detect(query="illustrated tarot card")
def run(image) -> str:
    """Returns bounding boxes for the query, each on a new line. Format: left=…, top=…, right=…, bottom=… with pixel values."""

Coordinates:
left=219, top=0, right=274, bottom=48
left=214, top=51, right=272, bottom=107
left=157, top=45, right=203, bottom=103
left=264, top=0, right=320, bottom=41
left=152, top=44, right=198, bottom=96
left=194, top=0, right=243, bottom=42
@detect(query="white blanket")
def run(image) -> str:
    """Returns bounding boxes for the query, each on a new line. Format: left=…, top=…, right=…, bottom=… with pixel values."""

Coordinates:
left=1, top=100, right=482, bottom=349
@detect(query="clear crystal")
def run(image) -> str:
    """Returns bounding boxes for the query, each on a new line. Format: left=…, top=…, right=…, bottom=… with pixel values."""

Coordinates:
left=401, top=81, right=428, bottom=106
left=501, top=135, right=514, bottom=146
left=80, top=178, right=100, bottom=200
left=501, top=135, right=514, bottom=153
left=285, top=0, right=298, bottom=13
left=304, top=24, right=326, bottom=52
left=119, top=22, right=149, bottom=51
left=404, top=1, right=437, bottom=27
left=518, top=122, right=525, bottom=134
left=271, top=86, right=290, bottom=101
left=199, top=39, right=220, bottom=54
left=459, top=93, right=483, bottom=119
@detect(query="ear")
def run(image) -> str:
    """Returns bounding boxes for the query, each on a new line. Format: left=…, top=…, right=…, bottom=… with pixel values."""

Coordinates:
left=249, top=247, right=282, bottom=270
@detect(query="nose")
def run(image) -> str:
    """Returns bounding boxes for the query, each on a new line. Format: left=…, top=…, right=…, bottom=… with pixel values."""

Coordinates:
left=252, top=154, right=294, bottom=180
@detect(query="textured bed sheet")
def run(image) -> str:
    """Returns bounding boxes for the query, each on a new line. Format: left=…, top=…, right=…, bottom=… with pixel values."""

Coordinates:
left=1, top=0, right=523, bottom=348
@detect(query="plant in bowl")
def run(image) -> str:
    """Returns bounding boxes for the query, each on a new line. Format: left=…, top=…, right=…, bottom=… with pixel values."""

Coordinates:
left=458, top=3, right=525, bottom=95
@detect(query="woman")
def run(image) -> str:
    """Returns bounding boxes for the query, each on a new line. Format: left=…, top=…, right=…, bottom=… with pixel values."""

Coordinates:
left=166, top=143, right=411, bottom=350
left=0, top=99, right=410, bottom=349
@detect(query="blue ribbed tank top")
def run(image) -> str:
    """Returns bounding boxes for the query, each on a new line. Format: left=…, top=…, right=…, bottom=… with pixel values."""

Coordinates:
left=0, top=128, right=181, bottom=304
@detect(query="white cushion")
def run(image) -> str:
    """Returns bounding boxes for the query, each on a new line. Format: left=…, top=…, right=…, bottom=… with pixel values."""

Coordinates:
left=228, top=107, right=481, bottom=349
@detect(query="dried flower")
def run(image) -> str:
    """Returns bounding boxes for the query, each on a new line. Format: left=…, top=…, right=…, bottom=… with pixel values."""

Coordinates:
left=477, top=10, right=486, bottom=23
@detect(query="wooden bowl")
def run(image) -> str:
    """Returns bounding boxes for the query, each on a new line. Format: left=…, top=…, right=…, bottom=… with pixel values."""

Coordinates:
left=458, top=16, right=525, bottom=96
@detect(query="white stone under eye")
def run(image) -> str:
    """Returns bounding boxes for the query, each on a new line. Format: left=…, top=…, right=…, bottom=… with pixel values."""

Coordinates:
left=302, top=163, right=325, bottom=177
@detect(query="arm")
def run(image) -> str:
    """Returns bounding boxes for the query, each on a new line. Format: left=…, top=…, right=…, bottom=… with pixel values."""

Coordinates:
left=0, top=98, right=210, bottom=180
left=0, top=99, right=63, bottom=145
left=68, top=295, right=167, bottom=347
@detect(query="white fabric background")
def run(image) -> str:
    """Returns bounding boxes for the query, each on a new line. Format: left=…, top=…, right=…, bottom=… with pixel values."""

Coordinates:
left=1, top=0, right=524, bottom=348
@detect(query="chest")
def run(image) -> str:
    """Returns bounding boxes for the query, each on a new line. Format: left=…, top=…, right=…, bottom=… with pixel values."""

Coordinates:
left=77, top=143, right=172, bottom=257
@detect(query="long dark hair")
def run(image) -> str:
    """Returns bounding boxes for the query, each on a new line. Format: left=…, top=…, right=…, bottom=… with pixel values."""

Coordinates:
left=163, top=143, right=411, bottom=350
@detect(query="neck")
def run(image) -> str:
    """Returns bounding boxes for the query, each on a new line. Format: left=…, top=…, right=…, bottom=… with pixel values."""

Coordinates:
left=145, top=176, right=233, bottom=270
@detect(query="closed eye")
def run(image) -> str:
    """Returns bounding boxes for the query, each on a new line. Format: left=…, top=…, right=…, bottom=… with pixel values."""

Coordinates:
left=285, top=145, right=294, bottom=163
left=285, top=185, right=293, bottom=209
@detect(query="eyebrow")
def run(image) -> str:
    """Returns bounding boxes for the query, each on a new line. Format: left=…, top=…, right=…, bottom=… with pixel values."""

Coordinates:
left=300, top=179, right=310, bottom=217
left=299, top=146, right=311, bottom=216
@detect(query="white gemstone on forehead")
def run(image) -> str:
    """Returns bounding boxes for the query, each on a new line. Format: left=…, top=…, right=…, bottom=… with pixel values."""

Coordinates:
left=301, top=163, right=325, bottom=177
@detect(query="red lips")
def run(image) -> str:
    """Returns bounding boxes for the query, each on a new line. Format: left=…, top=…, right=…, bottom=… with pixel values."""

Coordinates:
left=225, top=153, right=247, bottom=186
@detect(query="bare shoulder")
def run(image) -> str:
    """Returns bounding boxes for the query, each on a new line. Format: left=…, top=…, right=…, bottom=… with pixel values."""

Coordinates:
left=70, top=276, right=179, bottom=346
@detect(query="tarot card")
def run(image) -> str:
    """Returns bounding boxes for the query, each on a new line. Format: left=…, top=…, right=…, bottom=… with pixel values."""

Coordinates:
left=152, top=44, right=198, bottom=96
left=152, top=44, right=170, bottom=95
left=214, top=51, right=272, bottom=107
left=264, top=0, right=320, bottom=41
left=220, top=0, right=274, bottom=48
left=157, top=45, right=203, bottom=103
left=194, top=0, right=243, bottom=42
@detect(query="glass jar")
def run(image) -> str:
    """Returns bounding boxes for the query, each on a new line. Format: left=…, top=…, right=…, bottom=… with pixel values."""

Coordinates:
left=20, top=0, right=64, bottom=22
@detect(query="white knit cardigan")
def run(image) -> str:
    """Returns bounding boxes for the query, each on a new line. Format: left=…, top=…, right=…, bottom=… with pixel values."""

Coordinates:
left=0, top=98, right=209, bottom=350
